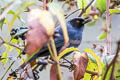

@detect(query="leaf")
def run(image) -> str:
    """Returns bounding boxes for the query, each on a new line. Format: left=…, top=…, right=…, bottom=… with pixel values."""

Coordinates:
left=96, top=0, right=106, bottom=13
left=1, top=52, right=8, bottom=65
left=101, top=66, right=112, bottom=80
left=58, top=47, right=79, bottom=60
left=9, top=1, right=35, bottom=32
left=50, top=64, right=58, bottom=80
left=0, top=8, right=5, bottom=29
left=77, top=0, right=90, bottom=15
left=48, top=2, right=69, bottom=44
left=83, top=49, right=103, bottom=76
left=7, top=76, right=15, bottom=80
left=0, top=44, right=14, bottom=65
left=97, top=31, right=107, bottom=40
left=72, top=52, right=88, bottom=80
left=109, top=8, right=120, bottom=14
left=114, top=57, right=120, bottom=80
left=4, top=18, right=9, bottom=24
left=84, top=59, right=98, bottom=80
left=8, top=10, right=25, bottom=24
left=25, top=9, right=55, bottom=56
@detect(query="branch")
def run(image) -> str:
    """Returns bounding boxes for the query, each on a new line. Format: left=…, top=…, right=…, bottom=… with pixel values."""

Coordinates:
left=65, top=9, right=80, bottom=19
left=79, top=0, right=94, bottom=17
left=103, top=40, right=120, bottom=80
left=0, top=36, right=23, bottom=50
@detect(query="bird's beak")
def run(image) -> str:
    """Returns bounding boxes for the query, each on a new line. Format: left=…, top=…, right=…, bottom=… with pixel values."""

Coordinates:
left=83, top=18, right=92, bottom=24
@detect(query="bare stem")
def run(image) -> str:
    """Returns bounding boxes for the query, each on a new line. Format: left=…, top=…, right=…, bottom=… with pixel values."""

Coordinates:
left=106, top=0, right=111, bottom=55
left=65, top=9, right=80, bottom=19
left=50, top=37, right=62, bottom=80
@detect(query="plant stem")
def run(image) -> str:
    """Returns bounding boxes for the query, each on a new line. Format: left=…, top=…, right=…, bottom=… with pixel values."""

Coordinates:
left=79, top=0, right=94, bottom=17
left=47, top=43, right=56, bottom=61
left=106, top=0, right=111, bottom=55
left=1, top=61, right=15, bottom=80
left=50, top=37, right=62, bottom=80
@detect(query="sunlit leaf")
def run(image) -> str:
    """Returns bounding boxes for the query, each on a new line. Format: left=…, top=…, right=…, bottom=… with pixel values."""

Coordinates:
left=0, top=43, right=14, bottom=65
left=7, top=76, right=15, bottom=80
left=77, top=0, right=90, bottom=15
left=4, top=18, right=9, bottom=24
left=48, top=2, right=69, bottom=44
left=1, top=52, right=8, bottom=65
left=50, top=64, right=58, bottom=80
left=96, top=0, right=106, bottom=13
left=109, top=8, right=120, bottom=14
left=83, top=49, right=103, bottom=76
left=101, top=65, right=112, bottom=80
left=10, top=38, right=19, bottom=43
left=114, top=57, right=120, bottom=80
left=58, top=47, right=79, bottom=60
left=4, top=44, right=13, bottom=52
left=8, top=10, right=25, bottom=24
left=84, top=59, right=98, bottom=80
left=9, top=1, right=35, bottom=32
left=72, top=52, right=88, bottom=80
left=97, top=31, right=107, bottom=40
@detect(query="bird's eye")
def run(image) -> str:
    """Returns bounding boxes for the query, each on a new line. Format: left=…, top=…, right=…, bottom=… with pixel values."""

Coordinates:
left=76, top=20, right=80, bottom=23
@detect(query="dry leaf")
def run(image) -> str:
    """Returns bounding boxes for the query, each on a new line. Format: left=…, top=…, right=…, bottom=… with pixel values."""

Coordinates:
left=50, top=64, right=58, bottom=80
left=25, top=9, right=55, bottom=56
left=72, top=51, right=88, bottom=80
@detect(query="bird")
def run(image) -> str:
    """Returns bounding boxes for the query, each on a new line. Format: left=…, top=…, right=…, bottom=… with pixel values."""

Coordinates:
left=10, top=17, right=91, bottom=64
left=23, top=17, right=91, bottom=63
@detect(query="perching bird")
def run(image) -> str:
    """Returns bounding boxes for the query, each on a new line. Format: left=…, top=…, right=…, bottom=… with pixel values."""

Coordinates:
left=23, top=17, right=91, bottom=63
left=10, top=17, right=91, bottom=63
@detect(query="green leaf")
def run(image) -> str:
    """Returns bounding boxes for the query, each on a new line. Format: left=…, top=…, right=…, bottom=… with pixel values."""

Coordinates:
left=4, top=18, right=9, bottom=24
left=101, top=65, right=112, bottom=80
left=77, top=0, right=90, bottom=15
left=109, top=8, right=120, bottom=14
left=48, top=2, right=69, bottom=44
left=9, top=1, right=35, bottom=32
left=114, top=57, right=120, bottom=80
left=8, top=10, right=25, bottom=24
left=84, top=59, right=98, bottom=80
left=58, top=47, right=79, bottom=60
left=0, top=8, right=5, bottom=29
left=96, top=0, right=106, bottom=13
left=1, top=52, right=8, bottom=65
left=97, top=31, right=107, bottom=40
left=83, top=49, right=103, bottom=76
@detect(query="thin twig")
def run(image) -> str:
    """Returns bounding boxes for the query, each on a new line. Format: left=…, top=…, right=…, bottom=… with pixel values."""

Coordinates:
left=1, top=61, right=15, bottom=80
left=0, top=36, right=23, bottom=50
left=65, top=9, right=80, bottom=19
left=79, top=0, right=94, bottom=17
left=103, top=40, right=120, bottom=80
left=48, top=59, right=99, bottom=76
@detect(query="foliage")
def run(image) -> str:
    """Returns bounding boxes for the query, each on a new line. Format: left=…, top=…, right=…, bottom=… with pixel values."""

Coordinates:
left=0, top=0, right=120, bottom=80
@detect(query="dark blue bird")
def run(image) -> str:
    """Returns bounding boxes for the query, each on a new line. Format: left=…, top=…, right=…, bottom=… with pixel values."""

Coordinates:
left=24, top=17, right=91, bottom=63
left=10, top=17, right=91, bottom=64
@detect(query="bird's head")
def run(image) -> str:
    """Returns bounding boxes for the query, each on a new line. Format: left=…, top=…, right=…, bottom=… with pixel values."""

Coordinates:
left=69, top=17, right=91, bottom=28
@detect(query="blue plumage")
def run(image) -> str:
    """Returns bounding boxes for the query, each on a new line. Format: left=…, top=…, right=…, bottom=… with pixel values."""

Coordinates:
left=30, top=17, right=87, bottom=58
